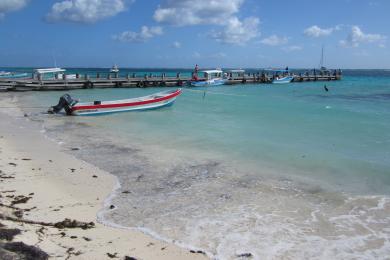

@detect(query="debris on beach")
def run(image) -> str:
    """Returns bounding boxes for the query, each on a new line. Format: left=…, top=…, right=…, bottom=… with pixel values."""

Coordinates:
left=11, top=195, right=32, bottom=206
left=124, top=256, right=137, bottom=260
left=237, top=252, right=253, bottom=258
left=107, top=252, right=118, bottom=258
left=0, top=242, right=49, bottom=260
left=0, top=228, right=21, bottom=241
left=53, top=218, right=95, bottom=230
left=190, top=249, right=206, bottom=255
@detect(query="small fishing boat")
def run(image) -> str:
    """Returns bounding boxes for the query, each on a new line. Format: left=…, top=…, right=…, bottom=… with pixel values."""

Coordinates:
left=272, top=76, right=294, bottom=84
left=191, top=69, right=225, bottom=87
left=49, top=89, right=182, bottom=116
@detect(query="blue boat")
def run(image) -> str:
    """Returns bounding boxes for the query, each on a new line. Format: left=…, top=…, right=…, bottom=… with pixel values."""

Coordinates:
left=272, top=76, right=294, bottom=84
left=191, top=69, right=226, bottom=87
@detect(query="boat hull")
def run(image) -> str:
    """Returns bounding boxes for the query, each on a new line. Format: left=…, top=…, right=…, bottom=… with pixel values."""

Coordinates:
left=272, top=76, right=294, bottom=84
left=70, top=89, right=181, bottom=116
left=190, top=78, right=225, bottom=87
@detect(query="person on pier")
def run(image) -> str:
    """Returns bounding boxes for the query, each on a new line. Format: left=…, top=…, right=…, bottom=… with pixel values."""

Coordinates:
left=193, top=64, right=199, bottom=80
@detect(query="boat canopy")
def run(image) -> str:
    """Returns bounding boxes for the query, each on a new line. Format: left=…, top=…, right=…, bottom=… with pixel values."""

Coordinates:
left=34, top=68, right=66, bottom=74
left=201, top=70, right=223, bottom=74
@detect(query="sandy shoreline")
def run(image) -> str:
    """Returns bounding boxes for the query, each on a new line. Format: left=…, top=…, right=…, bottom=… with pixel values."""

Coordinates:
left=0, top=95, right=208, bottom=259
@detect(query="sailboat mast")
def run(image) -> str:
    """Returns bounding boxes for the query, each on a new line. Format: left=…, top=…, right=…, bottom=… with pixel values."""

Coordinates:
left=320, top=45, right=324, bottom=68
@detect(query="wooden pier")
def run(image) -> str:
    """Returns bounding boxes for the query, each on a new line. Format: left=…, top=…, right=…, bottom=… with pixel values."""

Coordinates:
left=0, top=72, right=342, bottom=92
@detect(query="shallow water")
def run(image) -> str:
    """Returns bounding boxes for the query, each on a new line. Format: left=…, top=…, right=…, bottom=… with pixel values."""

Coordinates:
left=15, top=73, right=390, bottom=259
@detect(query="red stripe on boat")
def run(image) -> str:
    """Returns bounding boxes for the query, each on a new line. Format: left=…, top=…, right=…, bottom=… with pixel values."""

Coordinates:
left=71, top=89, right=181, bottom=111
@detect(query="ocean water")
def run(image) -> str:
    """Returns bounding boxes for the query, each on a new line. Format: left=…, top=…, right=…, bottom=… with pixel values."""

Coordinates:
left=13, top=70, right=390, bottom=259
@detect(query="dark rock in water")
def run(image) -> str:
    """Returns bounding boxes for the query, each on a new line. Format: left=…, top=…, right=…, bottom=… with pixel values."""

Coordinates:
left=8, top=163, right=17, bottom=167
left=122, top=191, right=131, bottom=194
left=124, top=256, right=137, bottom=260
left=24, top=113, right=29, bottom=117
left=92, top=175, right=98, bottom=178
left=21, top=158, right=31, bottom=161
left=70, top=236, right=77, bottom=239
left=0, top=228, right=21, bottom=241
left=70, top=168, right=76, bottom=173
left=70, top=148, right=80, bottom=151
left=0, top=242, right=49, bottom=260
left=109, top=205, right=115, bottom=210
left=237, top=252, right=253, bottom=258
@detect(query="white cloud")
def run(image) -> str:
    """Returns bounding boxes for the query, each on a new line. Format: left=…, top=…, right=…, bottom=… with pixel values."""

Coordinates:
left=114, top=26, right=163, bottom=43
left=153, top=0, right=260, bottom=46
left=282, top=45, right=303, bottom=52
left=210, top=52, right=227, bottom=59
left=192, top=52, right=226, bottom=59
left=153, top=0, right=244, bottom=26
left=260, top=35, right=288, bottom=46
left=210, top=16, right=260, bottom=45
left=46, top=0, right=130, bottom=23
left=303, top=25, right=339, bottom=37
left=171, top=41, right=181, bottom=48
left=0, top=0, right=29, bottom=18
left=340, top=26, right=386, bottom=47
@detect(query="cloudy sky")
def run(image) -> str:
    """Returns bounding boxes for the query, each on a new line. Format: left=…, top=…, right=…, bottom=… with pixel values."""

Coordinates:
left=0, top=0, right=389, bottom=68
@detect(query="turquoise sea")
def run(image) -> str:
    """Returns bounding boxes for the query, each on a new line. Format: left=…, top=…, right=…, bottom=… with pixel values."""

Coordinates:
left=11, top=69, right=390, bottom=259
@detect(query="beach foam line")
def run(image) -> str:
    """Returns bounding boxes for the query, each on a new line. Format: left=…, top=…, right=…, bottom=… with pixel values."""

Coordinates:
left=184, top=88, right=248, bottom=97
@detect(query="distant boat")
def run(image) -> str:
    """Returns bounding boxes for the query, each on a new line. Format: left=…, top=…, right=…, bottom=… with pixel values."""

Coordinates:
left=49, top=89, right=182, bottom=116
left=319, top=45, right=330, bottom=72
left=0, top=71, right=29, bottom=79
left=272, top=76, right=294, bottom=84
left=191, top=69, right=225, bottom=87
left=110, top=65, right=119, bottom=73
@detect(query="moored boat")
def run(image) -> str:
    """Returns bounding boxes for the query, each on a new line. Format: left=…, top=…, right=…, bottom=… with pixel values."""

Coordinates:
left=49, top=89, right=182, bottom=116
left=110, top=65, right=119, bottom=73
left=191, top=69, right=225, bottom=87
left=0, top=71, right=29, bottom=79
left=272, top=76, right=294, bottom=84
left=34, top=67, right=77, bottom=80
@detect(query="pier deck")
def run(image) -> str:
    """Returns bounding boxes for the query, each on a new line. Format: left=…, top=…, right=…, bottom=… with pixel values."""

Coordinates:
left=0, top=74, right=341, bottom=92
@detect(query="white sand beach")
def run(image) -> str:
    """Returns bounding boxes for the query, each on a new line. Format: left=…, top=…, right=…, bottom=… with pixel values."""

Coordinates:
left=0, top=94, right=208, bottom=259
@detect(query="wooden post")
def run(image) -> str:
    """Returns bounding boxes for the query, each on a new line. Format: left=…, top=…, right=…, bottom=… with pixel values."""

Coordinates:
left=76, top=73, right=80, bottom=79
left=62, top=74, right=66, bottom=80
left=96, top=73, right=100, bottom=79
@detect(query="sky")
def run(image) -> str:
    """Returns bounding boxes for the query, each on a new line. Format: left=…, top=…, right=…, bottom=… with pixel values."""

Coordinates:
left=0, top=0, right=389, bottom=69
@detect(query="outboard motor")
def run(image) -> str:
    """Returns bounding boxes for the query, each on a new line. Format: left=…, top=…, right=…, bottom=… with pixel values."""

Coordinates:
left=48, top=94, right=78, bottom=115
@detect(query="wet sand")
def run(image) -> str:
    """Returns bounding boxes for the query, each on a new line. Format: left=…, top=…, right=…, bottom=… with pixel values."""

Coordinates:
left=0, top=95, right=207, bottom=259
